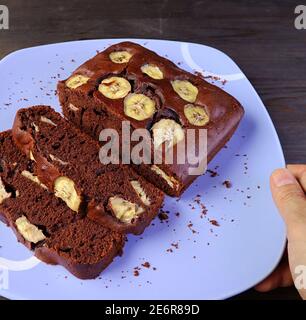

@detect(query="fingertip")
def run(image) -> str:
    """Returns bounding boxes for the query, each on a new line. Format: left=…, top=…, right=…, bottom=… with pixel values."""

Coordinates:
left=271, top=168, right=298, bottom=188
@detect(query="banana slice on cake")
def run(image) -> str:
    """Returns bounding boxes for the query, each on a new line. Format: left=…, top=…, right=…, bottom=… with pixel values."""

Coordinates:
left=124, top=93, right=156, bottom=121
left=171, top=80, right=198, bottom=103
left=98, top=76, right=131, bottom=99
left=152, top=118, right=184, bottom=150
left=66, top=75, right=90, bottom=89
left=184, top=104, right=209, bottom=126
left=141, top=64, right=164, bottom=80
left=109, top=51, right=132, bottom=64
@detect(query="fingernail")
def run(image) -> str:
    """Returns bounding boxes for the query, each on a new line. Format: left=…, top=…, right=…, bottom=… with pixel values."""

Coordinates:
left=272, top=168, right=297, bottom=187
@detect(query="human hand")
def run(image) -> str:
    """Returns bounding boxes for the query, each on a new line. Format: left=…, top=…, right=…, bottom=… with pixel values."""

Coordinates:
left=255, top=165, right=306, bottom=299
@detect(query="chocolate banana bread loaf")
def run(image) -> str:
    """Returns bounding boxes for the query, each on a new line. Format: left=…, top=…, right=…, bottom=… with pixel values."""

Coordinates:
left=0, top=131, right=125, bottom=279
left=12, top=106, right=164, bottom=235
left=58, top=41, right=244, bottom=196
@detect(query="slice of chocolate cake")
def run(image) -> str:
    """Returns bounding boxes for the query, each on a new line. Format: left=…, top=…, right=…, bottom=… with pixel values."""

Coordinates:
left=12, top=106, right=164, bottom=235
left=35, top=218, right=124, bottom=279
left=0, top=131, right=125, bottom=279
left=57, top=41, right=244, bottom=196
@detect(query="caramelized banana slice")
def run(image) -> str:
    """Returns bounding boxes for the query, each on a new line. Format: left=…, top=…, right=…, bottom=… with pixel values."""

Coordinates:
left=109, top=51, right=132, bottom=64
left=151, top=165, right=179, bottom=190
left=141, top=64, right=164, bottom=80
left=124, top=93, right=156, bottom=121
left=54, top=177, right=81, bottom=213
left=152, top=119, right=184, bottom=150
left=98, top=77, right=131, bottom=99
left=171, top=80, right=198, bottom=103
left=109, top=196, right=144, bottom=224
left=0, top=177, right=11, bottom=204
left=130, top=180, right=151, bottom=206
left=66, top=75, right=90, bottom=89
left=16, top=216, right=46, bottom=243
left=184, top=104, right=209, bottom=126
left=21, top=171, right=47, bottom=189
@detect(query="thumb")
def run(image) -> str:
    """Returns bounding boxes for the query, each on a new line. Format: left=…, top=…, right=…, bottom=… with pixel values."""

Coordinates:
left=271, top=168, right=306, bottom=299
left=270, top=168, right=306, bottom=241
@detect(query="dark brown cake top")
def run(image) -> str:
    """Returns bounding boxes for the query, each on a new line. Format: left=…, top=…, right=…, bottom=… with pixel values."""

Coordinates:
left=63, top=41, right=243, bottom=131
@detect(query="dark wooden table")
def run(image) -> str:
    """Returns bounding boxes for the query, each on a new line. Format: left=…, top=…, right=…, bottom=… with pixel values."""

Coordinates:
left=0, top=0, right=304, bottom=300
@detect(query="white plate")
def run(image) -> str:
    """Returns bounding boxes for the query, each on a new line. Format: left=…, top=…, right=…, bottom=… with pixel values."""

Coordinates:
left=0, top=38, right=286, bottom=300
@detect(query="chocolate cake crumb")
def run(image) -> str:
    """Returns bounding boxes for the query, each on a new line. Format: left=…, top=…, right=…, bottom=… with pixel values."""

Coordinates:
left=222, top=180, right=232, bottom=188
left=171, top=242, right=179, bottom=249
left=188, top=222, right=198, bottom=234
left=194, top=71, right=204, bottom=78
left=210, top=220, right=220, bottom=227
left=207, top=169, right=218, bottom=177
left=133, top=266, right=140, bottom=277
left=142, top=262, right=151, bottom=269
left=158, top=212, right=169, bottom=221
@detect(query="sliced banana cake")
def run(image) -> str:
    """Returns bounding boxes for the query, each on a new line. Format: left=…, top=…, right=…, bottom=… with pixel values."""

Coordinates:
left=0, top=131, right=125, bottom=279
left=58, top=41, right=244, bottom=196
left=12, top=106, right=164, bottom=235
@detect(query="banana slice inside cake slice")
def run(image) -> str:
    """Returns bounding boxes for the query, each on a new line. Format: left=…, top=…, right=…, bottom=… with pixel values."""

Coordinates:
left=54, top=176, right=81, bottom=213
left=16, top=216, right=46, bottom=244
left=98, top=76, right=131, bottom=99
left=109, top=196, right=144, bottom=224
left=130, top=180, right=151, bottom=206
left=124, top=93, right=156, bottom=121
left=0, top=177, right=11, bottom=204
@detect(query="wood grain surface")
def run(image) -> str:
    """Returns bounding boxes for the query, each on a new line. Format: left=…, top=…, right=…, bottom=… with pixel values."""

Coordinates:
left=0, top=0, right=305, bottom=300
